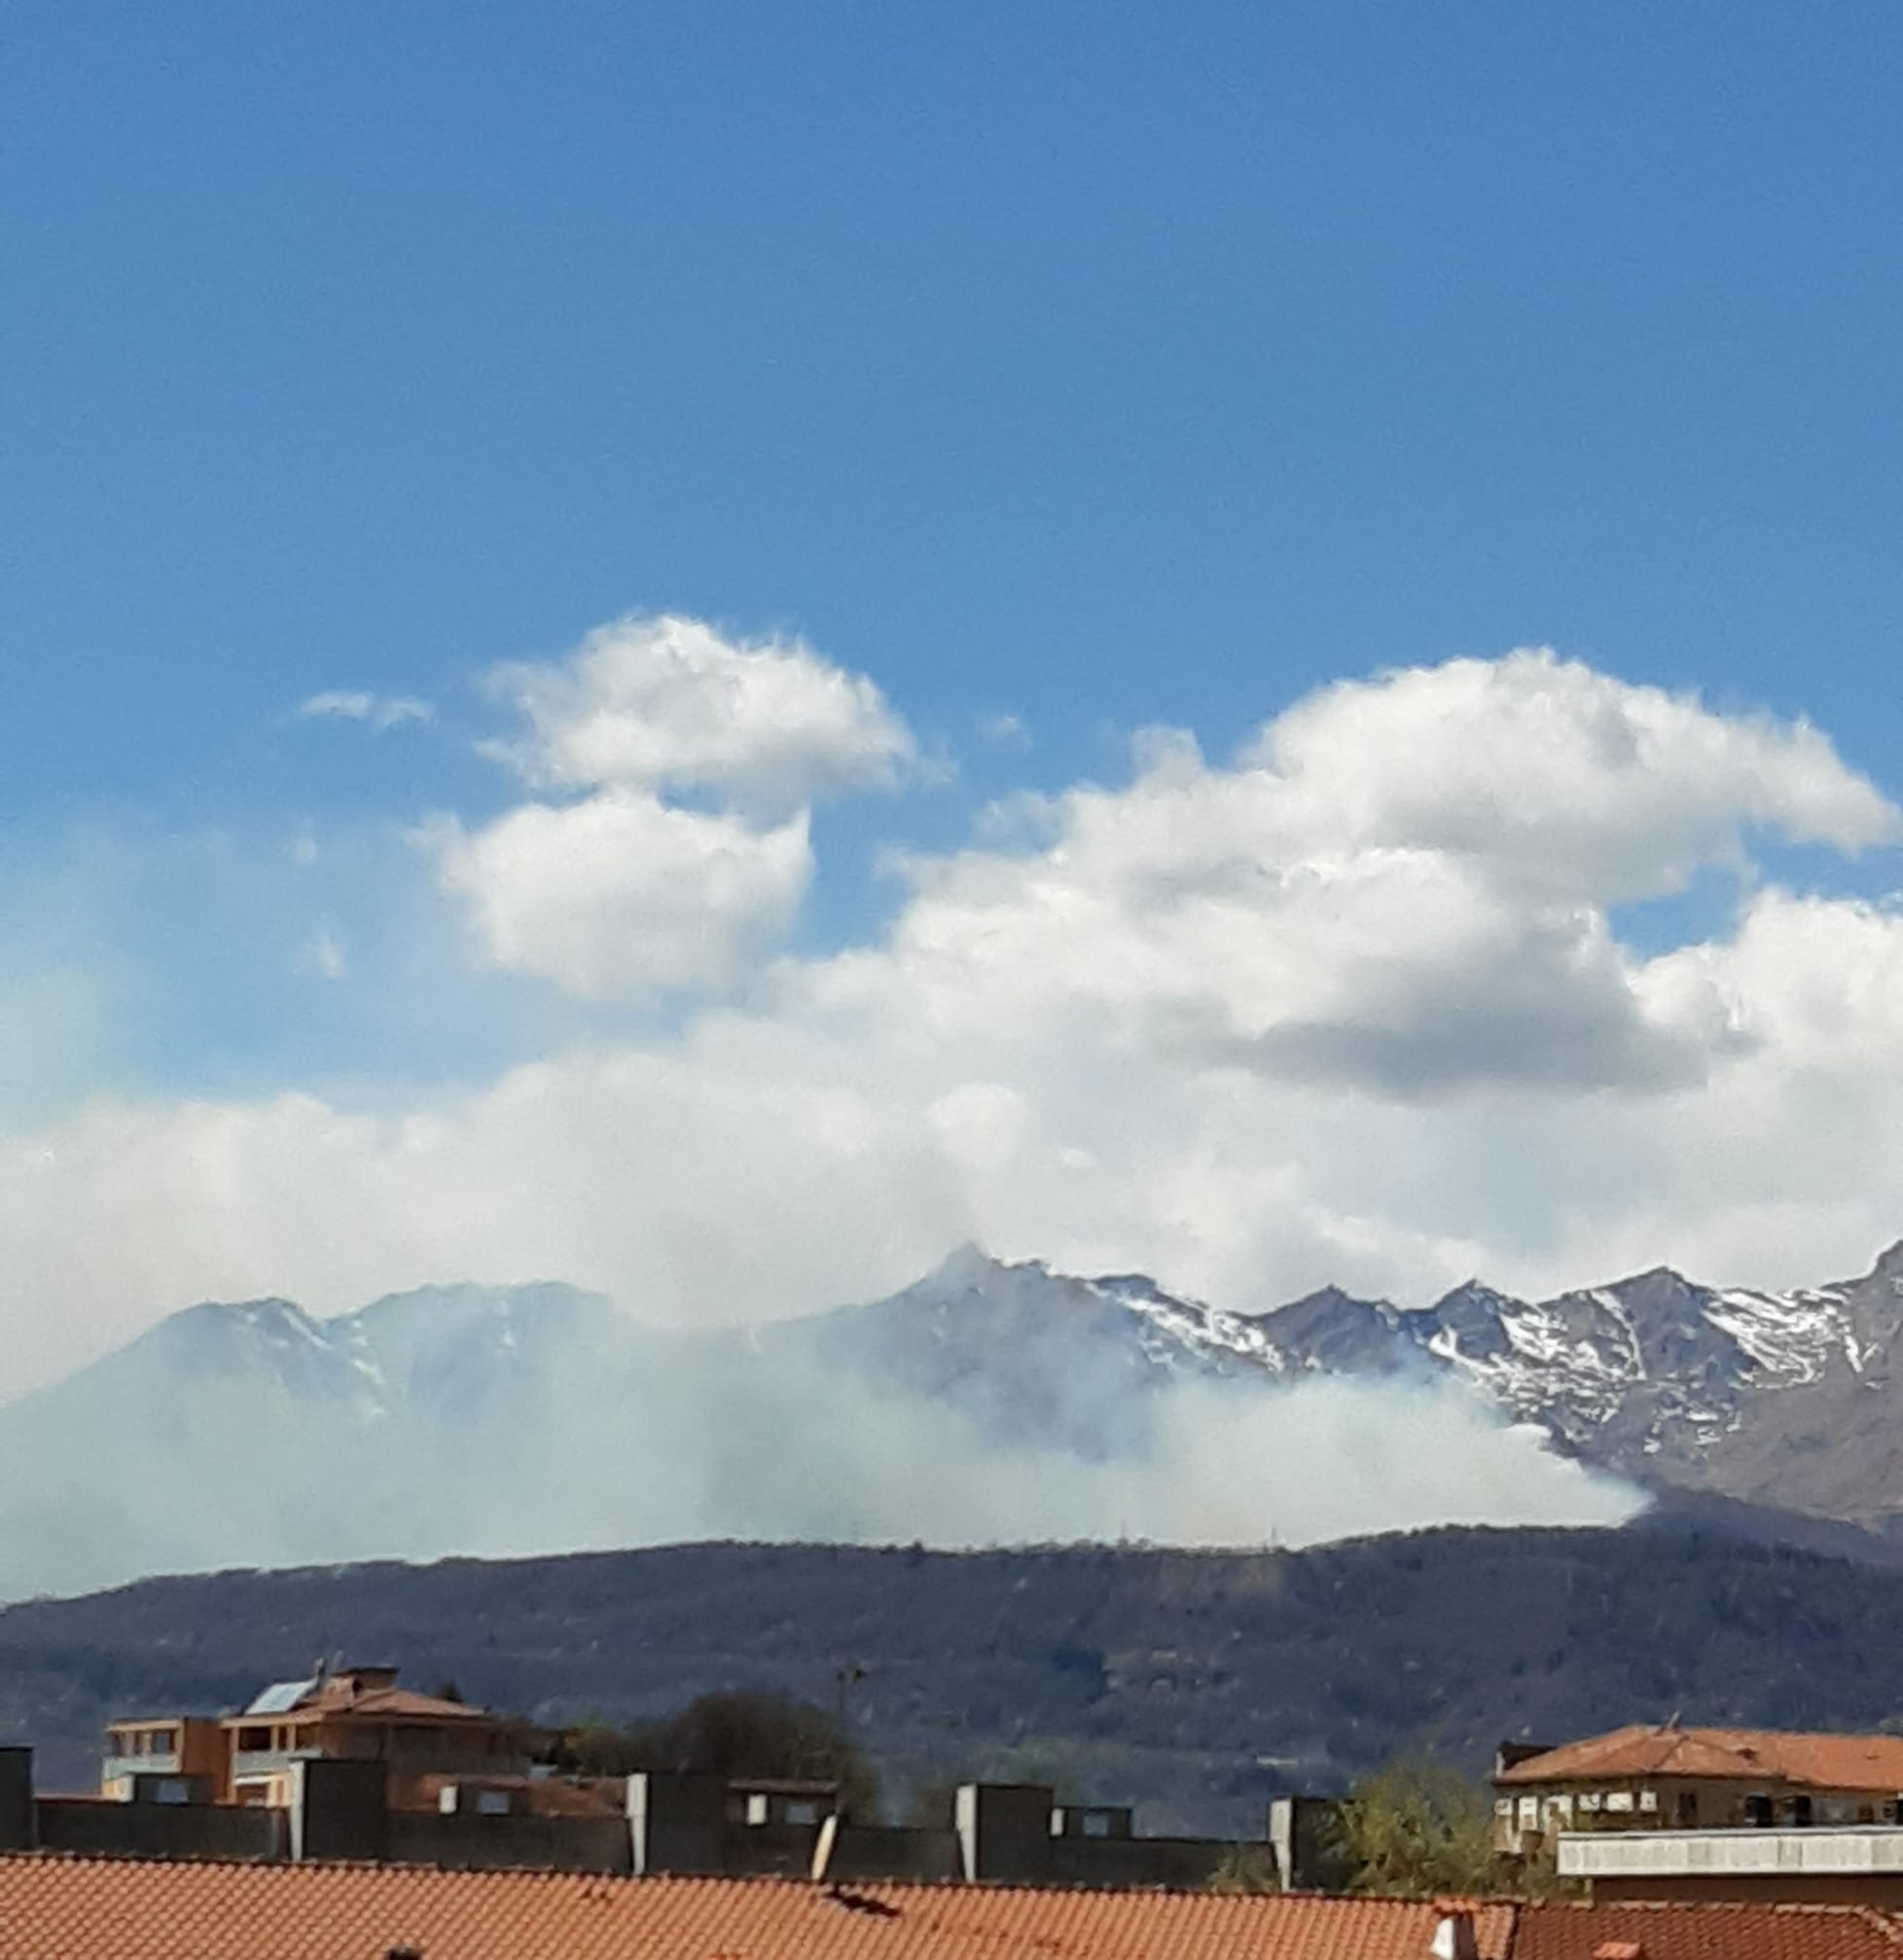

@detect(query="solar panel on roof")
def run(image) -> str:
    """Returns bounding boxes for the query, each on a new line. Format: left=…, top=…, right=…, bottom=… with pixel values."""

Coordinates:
left=244, top=1678, right=318, bottom=1716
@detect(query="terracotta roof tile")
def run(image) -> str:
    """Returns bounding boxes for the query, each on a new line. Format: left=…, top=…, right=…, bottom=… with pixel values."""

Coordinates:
left=0, top=1858, right=1516, bottom=1960
left=1498, top=1727, right=1903, bottom=1794
left=1512, top=1901, right=1903, bottom=1958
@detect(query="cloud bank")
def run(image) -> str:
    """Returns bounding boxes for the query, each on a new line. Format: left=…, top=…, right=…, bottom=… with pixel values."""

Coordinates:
left=5, top=624, right=1903, bottom=1428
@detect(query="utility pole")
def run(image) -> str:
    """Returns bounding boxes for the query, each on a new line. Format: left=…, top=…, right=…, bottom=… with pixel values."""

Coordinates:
left=834, top=1663, right=867, bottom=1728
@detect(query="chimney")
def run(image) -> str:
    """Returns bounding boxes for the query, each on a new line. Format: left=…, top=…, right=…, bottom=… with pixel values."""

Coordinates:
left=1430, top=1912, right=1479, bottom=1960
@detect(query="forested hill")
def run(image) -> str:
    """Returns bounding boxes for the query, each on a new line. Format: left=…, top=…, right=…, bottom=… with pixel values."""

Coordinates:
left=5, top=1523, right=1902, bottom=1835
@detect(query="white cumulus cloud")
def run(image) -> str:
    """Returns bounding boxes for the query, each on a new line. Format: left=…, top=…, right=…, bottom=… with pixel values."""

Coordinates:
left=5, top=640, right=1903, bottom=1418
left=431, top=615, right=917, bottom=1003
left=433, top=794, right=812, bottom=1003
left=486, top=614, right=916, bottom=807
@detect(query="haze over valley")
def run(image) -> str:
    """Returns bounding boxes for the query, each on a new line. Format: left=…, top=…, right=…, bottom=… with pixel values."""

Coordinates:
left=15, top=1229, right=1903, bottom=1599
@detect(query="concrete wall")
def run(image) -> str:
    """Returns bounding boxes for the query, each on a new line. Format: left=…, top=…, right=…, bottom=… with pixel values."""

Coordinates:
left=628, top=1771, right=726, bottom=1876
left=950, top=1783, right=1268, bottom=1890
left=829, top=1825, right=961, bottom=1883
left=37, top=1798, right=286, bottom=1862
left=1269, top=1794, right=1353, bottom=1893
left=1560, top=1823, right=1903, bottom=1907
left=720, top=1820, right=819, bottom=1878
left=390, top=1810, right=632, bottom=1873
left=0, top=1750, right=36, bottom=1852
left=955, top=1783, right=1056, bottom=1884
left=1046, top=1833, right=1242, bottom=1889
left=292, top=1758, right=389, bottom=1863
left=0, top=1750, right=1269, bottom=1892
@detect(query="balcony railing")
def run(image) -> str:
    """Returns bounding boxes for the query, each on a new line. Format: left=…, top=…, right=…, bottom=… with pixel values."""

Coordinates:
left=101, top=1752, right=181, bottom=1786
left=231, top=1747, right=320, bottom=1780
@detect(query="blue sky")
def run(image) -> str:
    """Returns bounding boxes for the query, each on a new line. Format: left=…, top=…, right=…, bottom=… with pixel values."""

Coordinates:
left=9, top=3, right=1903, bottom=1383
left=14, top=2, right=1903, bottom=807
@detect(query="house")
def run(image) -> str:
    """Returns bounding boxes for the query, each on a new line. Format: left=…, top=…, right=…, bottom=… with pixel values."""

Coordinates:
left=1495, top=1726, right=1903, bottom=1863
left=201, top=1664, right=545, bottom=1808
left=100, top=1717, right=230, bottom=1803
left=97, top=1665, right=552, bottom=1814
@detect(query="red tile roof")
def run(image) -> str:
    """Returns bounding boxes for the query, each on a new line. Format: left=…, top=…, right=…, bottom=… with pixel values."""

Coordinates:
left=1512, top=1901, right=1903, bottom=1958
left=1498, top=1726, right=1903, bottom=1794
left=227, top=1670, right=529, bottom=1728
left=0, top=1858, right=1516, bottom=1960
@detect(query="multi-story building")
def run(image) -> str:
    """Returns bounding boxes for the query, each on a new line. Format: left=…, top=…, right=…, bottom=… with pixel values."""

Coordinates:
left=100, top=1718, right=229, bottom=1803
left=99, top=1664, right=547, bottom=1810
left=220, top=1664, right=547, bottom=1807
left=1494, top=1723, right=1903, bottom=1865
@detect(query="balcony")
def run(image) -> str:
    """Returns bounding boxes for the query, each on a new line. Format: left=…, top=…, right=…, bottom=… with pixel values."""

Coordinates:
left=102, top=1752, right=179, bottom=1788
left=231, top=1747, right=319, bottom=1781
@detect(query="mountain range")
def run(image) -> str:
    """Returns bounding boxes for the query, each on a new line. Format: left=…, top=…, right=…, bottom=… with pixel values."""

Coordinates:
left=6, top=1237, right=1903, bottom=1598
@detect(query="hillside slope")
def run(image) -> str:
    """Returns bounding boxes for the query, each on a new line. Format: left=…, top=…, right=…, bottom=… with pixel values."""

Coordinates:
left=8, top=1524, right=1903, bottom=1834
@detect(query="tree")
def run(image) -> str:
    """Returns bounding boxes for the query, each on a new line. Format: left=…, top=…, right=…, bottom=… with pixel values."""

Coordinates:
left=1206, top=1844, right=1281, bottom=1895
left=559, top=1690, right=881, bottom=1820
left=1334, top=1760, right=1496, bottom=1898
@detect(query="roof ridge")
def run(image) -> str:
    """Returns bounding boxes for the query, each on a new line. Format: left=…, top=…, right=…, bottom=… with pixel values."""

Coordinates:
left=1521, top=1897, right=1903, bottom=1932
left=0, top=1855, right=1518, bottom=1907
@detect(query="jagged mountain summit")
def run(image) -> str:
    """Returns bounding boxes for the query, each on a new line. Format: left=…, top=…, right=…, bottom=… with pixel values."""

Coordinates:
left=790, top=1238, right=1903, bottom=1519
left=48, top=1281, right=634, bottom=1428
left=3, top=1237, right=1903, bottom=1601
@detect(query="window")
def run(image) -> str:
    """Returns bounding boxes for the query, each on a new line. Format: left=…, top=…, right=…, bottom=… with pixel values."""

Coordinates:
left=237, top=1726, right=270, bottom=1752
left=1745, top=1795, right=1773, bottom=1827
left=1791, top=1796, right=1813, bottom=1829
left=149, top=1728, right=176, bottom=1756
left=476, top=1791, right=511, bottom=1816
left=1675, top=1792, right=1698, bottom=1827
